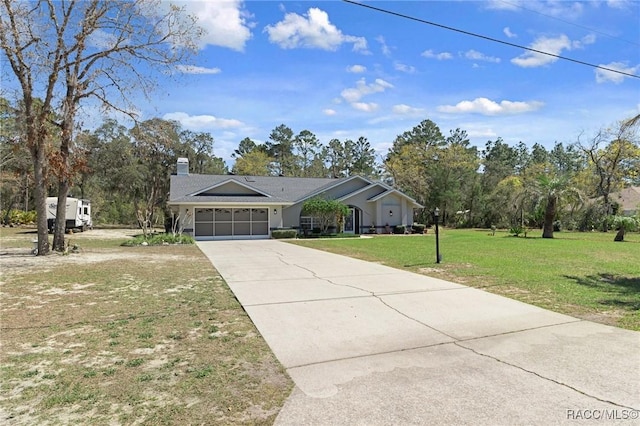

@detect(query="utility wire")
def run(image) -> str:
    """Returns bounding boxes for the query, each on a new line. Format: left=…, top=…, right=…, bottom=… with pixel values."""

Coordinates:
left=342, top=0, right=640, bottom=80
left=497, top=0, right=640, bottom=47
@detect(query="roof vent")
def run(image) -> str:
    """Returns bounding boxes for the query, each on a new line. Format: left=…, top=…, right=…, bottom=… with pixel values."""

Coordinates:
left=177, top=157, right=189, bottom=176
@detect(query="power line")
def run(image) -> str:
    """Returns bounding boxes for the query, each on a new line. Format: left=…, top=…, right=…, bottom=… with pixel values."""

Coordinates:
left=497, top=0, right=640, bottom=47
left=342, top=0, right=640, bottom=80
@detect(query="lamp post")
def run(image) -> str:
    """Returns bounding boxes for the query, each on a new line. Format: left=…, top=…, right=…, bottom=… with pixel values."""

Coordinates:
left=434, top=207, right=441, bottom=264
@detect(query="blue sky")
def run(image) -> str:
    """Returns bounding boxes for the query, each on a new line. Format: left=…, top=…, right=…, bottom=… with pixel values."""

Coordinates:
left=147, top=0, right=639, bottom=166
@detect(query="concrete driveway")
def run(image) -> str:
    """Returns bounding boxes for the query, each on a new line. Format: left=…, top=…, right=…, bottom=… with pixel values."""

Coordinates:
left=197, top=240, right=640, bottom=425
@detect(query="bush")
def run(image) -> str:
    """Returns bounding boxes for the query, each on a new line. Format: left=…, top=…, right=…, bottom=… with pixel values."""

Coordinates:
left=509, top=226, right=524, bottom=237
left=553, top=220, right=562, bottom=232
left=1, top=209, right=37, bottom=225
left=564, top=219, right=577, bottom=231
left=577, top=204, right=606, bottom=232
left=411, top=224, right=425, bottom=234
left=609, top=216, right=639, bottom=232
left=121, top=233, right=195, bottom=246
left=393, top=225, right=406, bottom=234
left=271, top=229, right=298, bottom=239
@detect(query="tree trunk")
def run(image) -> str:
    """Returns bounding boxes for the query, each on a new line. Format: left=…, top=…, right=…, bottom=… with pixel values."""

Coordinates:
left=32, top=145, right=49, bottom=255
left=542, top=195, right=556, bottom=238
left=53, top=131, right=72, bottom=250
left=53, top=80, right=76, bottom=251
left=614, top=229, right=624, bottom=242
left=53, top=181, right=70, bottom=251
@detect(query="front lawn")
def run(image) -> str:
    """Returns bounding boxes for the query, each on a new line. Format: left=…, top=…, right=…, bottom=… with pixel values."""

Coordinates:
left=291, top=229, right=640, bottom=330
left=1, top=227, right=293, bottom=425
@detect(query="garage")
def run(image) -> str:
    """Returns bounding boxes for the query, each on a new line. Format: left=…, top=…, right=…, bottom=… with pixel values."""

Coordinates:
left=194, top=207, right=269, bottom=240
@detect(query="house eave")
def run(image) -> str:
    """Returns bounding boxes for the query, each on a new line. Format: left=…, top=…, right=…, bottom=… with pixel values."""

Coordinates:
left=186, top=178, right=272, bottom=198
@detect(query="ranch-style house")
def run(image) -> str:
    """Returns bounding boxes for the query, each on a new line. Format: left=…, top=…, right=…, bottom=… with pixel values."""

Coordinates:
left=168, top=158, right=422, bottom=240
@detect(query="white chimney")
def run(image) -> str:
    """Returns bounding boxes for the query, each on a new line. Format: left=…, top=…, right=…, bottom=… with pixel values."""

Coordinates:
left=177, top=157, right=189, bottom=176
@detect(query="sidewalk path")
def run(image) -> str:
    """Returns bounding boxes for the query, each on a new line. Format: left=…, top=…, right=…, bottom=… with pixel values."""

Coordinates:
left=197, top=240, right=640, bottom=425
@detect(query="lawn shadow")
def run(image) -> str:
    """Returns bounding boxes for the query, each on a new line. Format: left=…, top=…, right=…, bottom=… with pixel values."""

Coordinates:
left=564, top=273, right=640, bottom=310
left=404, top=262, right=438, bottom=268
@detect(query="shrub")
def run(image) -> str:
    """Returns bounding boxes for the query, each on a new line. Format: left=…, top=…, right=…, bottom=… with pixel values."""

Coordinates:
left=393, top=225, right=406, bottom=234
left=121, top=233, right=195, bottom=246
left=301, top=197, right=349, bottom=234
left=411, top=224, right=425, bottom=234
left=564, top=219, right=577, bottom=231
left=509, top=226, right=524, bottom=237
left=553, top=220, right=562, bottom=232
left=609, top=216, right=638, bottom=232
left=1, top=209, right=37, bottom=225
left=271, top=229, right=297, bottom=239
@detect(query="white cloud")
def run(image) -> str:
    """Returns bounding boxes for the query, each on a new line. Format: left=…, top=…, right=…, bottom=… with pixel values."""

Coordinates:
left=377, top=36, right=392, bottom=56
left=607, top=0, right=633, bottom=9
left=264, top=7, right=368, bottom=53
left=175, top=65, right=221, bottom=75
left=503, top=27, right=517, bottom=38
left=464, top=125, right=498, bottom=139
left=394, top=62, right=416, bottom=73
left=347, top=65, right=367, bottom=73
left=340, top=78, right=394, bottom=103
left=437, top=98, right=544, bottom=115
left=352, top=102, right=379, bottom=112
left=178, top=0, right=252, bottom=51
left=484, top=0, right=518, bottom=11
left=87, top=29, right=120, bottom=50
left=511, top=34, right=572, bottom=67
left=421, top=49, right=453, bottom=60
left=323, top=108, right=337, bottom=116
left=572, top=33, right=596, bottom=49
left=464, top=50, right=501, bottom=63
left=595, top=62, right=639, bottom=84
left=511, top=33, right=596, bottom=68
left=485, top=0, right=584, bottom=19
left=163, top=112, right=244, bottom=129
left=393, top=104, right=424, bottom=115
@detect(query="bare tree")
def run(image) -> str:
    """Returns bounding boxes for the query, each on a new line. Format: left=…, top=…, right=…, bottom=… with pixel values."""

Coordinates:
left=0, top=0, right=202, bottom=254
left=577, top=120, right=640, bottom=231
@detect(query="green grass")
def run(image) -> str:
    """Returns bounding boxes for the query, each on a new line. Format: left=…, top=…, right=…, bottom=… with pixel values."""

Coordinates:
left=120, top=233, right=195, bottom=246
left=291, top=229, right=640, bottom=330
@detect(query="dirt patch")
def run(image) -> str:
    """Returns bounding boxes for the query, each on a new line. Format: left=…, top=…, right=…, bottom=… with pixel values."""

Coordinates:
left=1, top=230, right=293, bottom=425
left=0, top=228, right=184, bottom=278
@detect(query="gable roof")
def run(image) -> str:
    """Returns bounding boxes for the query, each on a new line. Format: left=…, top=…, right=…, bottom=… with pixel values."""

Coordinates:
left=336, top=181, right=387, bottom=202
left=169, top=174, right=423, bottom=208
left=188, top=178, right=272, bottom=198
left=170, top=174, right=340, bottom=205
left=367, top=187, right=422, bottom=207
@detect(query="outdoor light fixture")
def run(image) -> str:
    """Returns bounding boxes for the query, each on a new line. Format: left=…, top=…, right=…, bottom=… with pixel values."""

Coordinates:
left=434, top=207, right=441, bottom=264
left=389, top=210, right=393, bottom=216
left=273, top=208, right=277, bottom=215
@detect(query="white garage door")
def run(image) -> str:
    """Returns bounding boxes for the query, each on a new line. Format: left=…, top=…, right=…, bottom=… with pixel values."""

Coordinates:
left=194, top=208, right=269, bottom=240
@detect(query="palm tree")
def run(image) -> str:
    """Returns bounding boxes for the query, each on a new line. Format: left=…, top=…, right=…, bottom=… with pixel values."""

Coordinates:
left=535, top=175, right=583, bottom=239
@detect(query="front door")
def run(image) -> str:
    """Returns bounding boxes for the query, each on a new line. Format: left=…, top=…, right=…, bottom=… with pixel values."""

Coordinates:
left=344, top=208, right=355, bottom=234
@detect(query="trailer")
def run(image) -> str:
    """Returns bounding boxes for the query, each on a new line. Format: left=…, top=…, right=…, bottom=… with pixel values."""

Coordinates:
left=46, top=197, right=92, bottom=233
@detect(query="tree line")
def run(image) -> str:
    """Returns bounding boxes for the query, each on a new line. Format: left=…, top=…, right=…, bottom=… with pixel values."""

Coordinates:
left=3, top=104, right=639, bottom=239
left=232, top=124, right=378, bottom=178
left=384, top=118, right=639, bottom=236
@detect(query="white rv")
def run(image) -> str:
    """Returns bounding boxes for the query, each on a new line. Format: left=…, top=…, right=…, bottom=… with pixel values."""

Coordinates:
left=46, top=197, right=92, bottom=233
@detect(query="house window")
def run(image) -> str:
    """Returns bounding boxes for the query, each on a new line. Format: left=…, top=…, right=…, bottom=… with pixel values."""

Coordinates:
left=300, top=216, right=320, bottom=231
